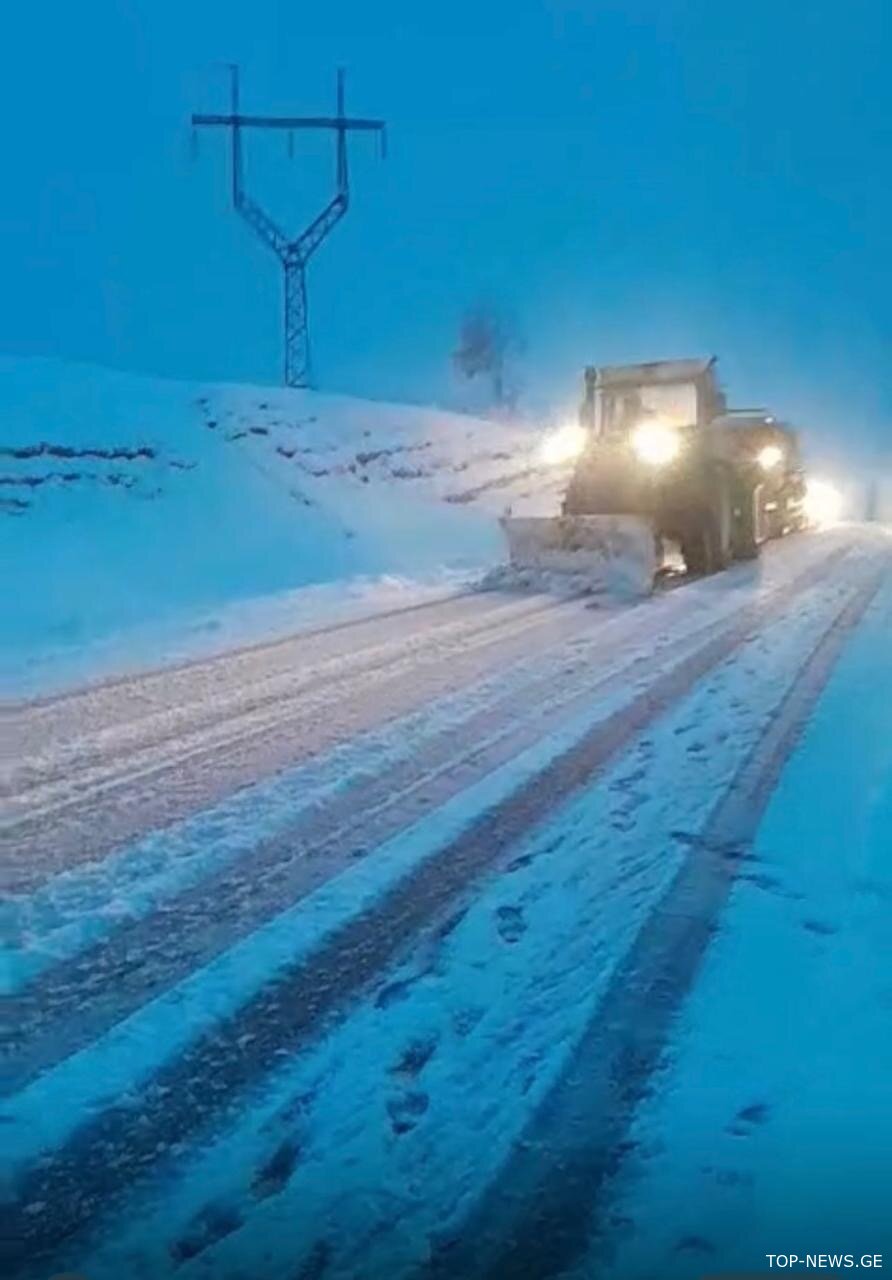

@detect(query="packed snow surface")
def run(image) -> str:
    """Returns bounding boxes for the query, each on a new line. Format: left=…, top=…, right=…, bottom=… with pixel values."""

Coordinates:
left=0, top=357, right=566, bottom=694
left=572, top=575, right=892, bottom=1279
left=5, top=527, right=891, bottom=1280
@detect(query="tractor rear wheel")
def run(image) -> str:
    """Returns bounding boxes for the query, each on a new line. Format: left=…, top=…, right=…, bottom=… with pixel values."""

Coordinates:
left=731, top=485, right=761, bottom=560
left=682, top=510, right=727, bottom=576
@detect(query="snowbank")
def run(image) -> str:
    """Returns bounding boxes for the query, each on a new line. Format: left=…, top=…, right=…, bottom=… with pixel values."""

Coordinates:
left=0, top=358, right=566, bottom=694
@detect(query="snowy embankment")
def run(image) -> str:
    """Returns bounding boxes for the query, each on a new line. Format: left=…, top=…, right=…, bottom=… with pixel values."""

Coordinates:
left=0, top=357, right=564, bottom=695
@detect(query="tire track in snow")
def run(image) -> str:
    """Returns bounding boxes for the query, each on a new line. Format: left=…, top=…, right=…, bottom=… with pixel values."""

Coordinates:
left=8, top=597, right=646, bottom=995
left=433, top=557, right=890, bottom=1280
left=5, top=595, right=600, bottom=886
left=9, top=587, right=484, bottom=708
left=6, top=594, right=558, bottom=792
left=5, top=545, right=852, bottom=1033
left=1, top=544, right=865, bottom=1273
left=4, top=583, right=778, bottom=1086
left=4, top=532, right=846, bottom=798
left=4, top=534, right=853, bottom=893
left=4, top=595, right=560, bottom=809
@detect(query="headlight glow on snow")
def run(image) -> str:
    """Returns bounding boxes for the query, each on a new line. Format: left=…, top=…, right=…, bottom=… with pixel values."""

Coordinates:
left=757, top=443, right=784, bottom=471
left=539, top=422, right=587, bottom=466
left=804, top=478, right=843, bottom=527
left=631, top=420, right=680, bottom=467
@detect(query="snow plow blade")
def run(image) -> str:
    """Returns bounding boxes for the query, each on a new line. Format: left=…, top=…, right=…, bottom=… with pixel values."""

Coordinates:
left=497, top=515, right=657, bottom=597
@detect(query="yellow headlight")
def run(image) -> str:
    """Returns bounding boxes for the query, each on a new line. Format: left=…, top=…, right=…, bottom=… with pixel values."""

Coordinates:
left=539, top=422, right=587, bottom=466
left=631, top=420, right=680, bottom=466
left=758, top=444, right=784, bottom=471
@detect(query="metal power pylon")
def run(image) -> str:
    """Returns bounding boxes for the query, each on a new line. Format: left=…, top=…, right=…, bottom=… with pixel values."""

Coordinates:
left=193, top=67, right=385, bottom=387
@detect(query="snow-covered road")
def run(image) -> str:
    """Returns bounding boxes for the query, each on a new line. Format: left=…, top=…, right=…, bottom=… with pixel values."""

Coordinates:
left=2, top=527, right=890, bottom=1280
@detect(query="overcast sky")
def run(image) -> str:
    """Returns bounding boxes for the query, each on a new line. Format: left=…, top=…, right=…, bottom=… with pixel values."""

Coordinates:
left=3, top=0, right=889, bottom=459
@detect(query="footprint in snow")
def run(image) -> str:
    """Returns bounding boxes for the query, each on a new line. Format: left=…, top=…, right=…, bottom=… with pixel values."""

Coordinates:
left=802, top=918, right=838, bottom=936
left=295, top=1240, right=332, bottom=1280
left=741, top=870, right=785, bottom=894
left=610, top=766, right=647, bottom=792
left=674, top=1235, right=715, bottom=1254
left=375, top=976, right=416, bottom=1009
left=495, top=904, right=527, bottom=944
left=252, top=1136, right=302, bottom=1199
left=170, top=1201, right=243, bottom=1263
left=610, top=816, right=637, bottom=832
left=506, top=850, right=535, bottom=874
left=391, top=1035, right=438, bottom=1079
left=853, top=877, right=892, bottom=901
left=728, top=1101, right=772, bottom=1135
left=713, top=1167, right=754, bottom=1187
left=387, top=1089, right=430, bottom=1135
left=452, top=1005, right=484, bottom=1037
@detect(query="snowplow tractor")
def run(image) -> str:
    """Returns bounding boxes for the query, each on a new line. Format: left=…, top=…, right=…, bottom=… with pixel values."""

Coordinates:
left=561, top=429, right=760, bottom=575
left=501, top=358, right=794, bottom=594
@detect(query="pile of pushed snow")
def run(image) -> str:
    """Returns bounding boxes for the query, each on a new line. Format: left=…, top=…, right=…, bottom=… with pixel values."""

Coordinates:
left=0, top=357, right=566, bottom=693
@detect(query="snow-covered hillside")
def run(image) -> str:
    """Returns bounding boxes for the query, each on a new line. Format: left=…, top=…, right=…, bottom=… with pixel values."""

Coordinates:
left=0, top=358, right=565, bottom=693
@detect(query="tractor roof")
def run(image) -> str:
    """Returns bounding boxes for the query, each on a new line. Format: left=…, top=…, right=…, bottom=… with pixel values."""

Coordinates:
left=714, top=411, right=795, bottom=436
left=593, top=357, right=717, bottom=387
